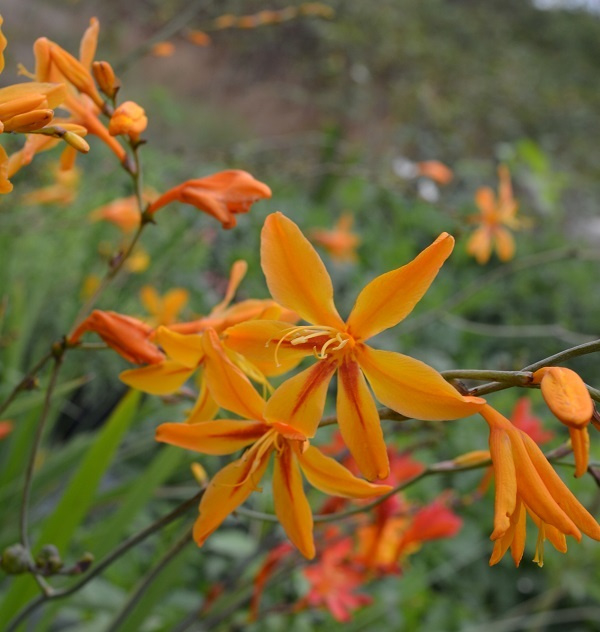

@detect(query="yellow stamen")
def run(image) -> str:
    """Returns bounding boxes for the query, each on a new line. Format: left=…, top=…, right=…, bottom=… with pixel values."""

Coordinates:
left=533, top=523, right=546, bottom=567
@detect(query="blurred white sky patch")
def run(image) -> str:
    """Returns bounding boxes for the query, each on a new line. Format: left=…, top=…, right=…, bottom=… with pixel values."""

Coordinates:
left=533, top=0, right=600, bottom=14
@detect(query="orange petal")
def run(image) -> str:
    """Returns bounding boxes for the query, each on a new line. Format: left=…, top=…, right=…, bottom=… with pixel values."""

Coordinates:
left=488, top=425, right=517, bottom=540
left=119, top=361, right=194, bottom=395
left=261, top=212, right=344, bottom=328
left=156, top=419, right=270, bottom=454
left=357, top=344, right=485, bottom=421
left=223, top=320, right=309, bottom=376
left=466, top=226, right=492, bottom=265
left=336, top=357, right=389, bottom=480
left=162, top=288, right=189, bottom=324
left=194, top=448, right=271, bottom=546
left=79, top=17, right=99, bottom=69
left=202, top=328, right=266, bottom=420
left=510, top=501, right=527, bottom=566
left=346, top=232, right=454, bottom=341
left=297, top=445, right=392, bottom=498
left=155, top=326, right=204, bottom=368
left=186, top=372, right=219, bottom=422
left=534, top=367, right=593, bottom=429
left=475, top=187, right=496, bottom=218
left=494, top=227, right=515, bottom=262
left=140, top=286, right=161, bottom=315
left=211, top=260, right=248, bottom=314
left=263, top=359, right=337, bottom=437
left=272, top=444, right=315, bottom=559
left=569, top=426, right=590, bottom=479
left=489, top=498, right=523, bottom=566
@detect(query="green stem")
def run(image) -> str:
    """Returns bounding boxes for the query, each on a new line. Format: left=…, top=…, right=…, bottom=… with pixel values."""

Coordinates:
left=0, top=349, right=54, bottom=417
left=107, top=527, right=193, bottom=632
left=5, top=490, right=203, bottom=632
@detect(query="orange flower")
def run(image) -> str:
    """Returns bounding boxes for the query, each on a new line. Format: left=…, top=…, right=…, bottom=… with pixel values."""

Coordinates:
left=92, top=60, right=119, bottom=99
left=310, top=213, right=360, bottom=262
left=155, top=331, right=391, bottom=559
left=533, top=367, right=593, bottom=477
left=186, top=30, right=212, bottom=47
left=89, top=195, right=141, bottom=233
left=0, top=420, right=13, bottom=440
left=147, top=170, right=272, bottom=229
left=466, top=165, right=520, bottom=264
left=22, top=162, right=80, bottom=206
left=69, top=310, right=164, bottom=365
left=225, top=213, right=485, bottom=480
left=416, top=160, right=453, bottom=185
left=481, top=404, right=600, bottom=566
left=151, top=41, right=175, bottom=57
left=140, top=286, right=189, bottom=327
left=108, top=101, right=147, bottom=142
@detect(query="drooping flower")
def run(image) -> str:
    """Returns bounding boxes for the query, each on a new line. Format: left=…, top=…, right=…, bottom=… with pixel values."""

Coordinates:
left=69, top=310, right=164, bottom=365
left=481, top=404, right=600, bottom=567
left=466, top=165, right=521, bottom=264
left=147, top=170, right=272, bottom=229
left=310, top=213, right=360, bottom=262
left=533, top=367, right=593, bottom=477
left=155, top=331, right=392, bottom=558
left=225, top=212, right=485, bottom=480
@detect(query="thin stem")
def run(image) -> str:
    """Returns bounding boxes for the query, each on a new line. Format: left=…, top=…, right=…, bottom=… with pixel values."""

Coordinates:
left=20, top=353, right=64, bottom=551
left=0, top=349, right=53, bottom=417
left=107, top=527, right=193, bottom=632
left=6, top=491, right=203, bottom=632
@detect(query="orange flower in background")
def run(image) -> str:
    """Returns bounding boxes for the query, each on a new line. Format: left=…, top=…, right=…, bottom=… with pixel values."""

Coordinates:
left=310, top=213, right=360, bottom=262
left=108, top=100, right=147, bottom=142
left=481, top=404, right=600, bottom=567
left=533, top=367, right=593, bottom=477
left=151, top=41, right=175, bottom=57
left=147, top=170, right=272, bottom=229
left=466, top=165, right=520, bottom=264
left=22, top=162, right=80, bottom=206
left=155, top=331, right=392, bottom=559
left=140, top=286, right=189, bottom=327
left=89, top=195, right=141, bottom=233
left=186, top=30, right=212, bottom=47
left=510, top=397, right=555, bottom=445
left=416, top=160, right=453, bottom=185
left=69, top=310, right=164, bottom=365
left=226, top=213, right=485, bottom=481
left=0, top=420, right=13, bottom=440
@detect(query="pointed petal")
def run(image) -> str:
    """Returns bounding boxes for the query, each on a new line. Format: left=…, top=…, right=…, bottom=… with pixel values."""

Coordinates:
left=521, top=431, right=600, bottom=540
left=156, top=420, right=270, bottom=455
left=155, top=326, right=204, bottom=367
left=194, top=448, right=271, bottom=546
left=494, top=227, right=515, bottom=262
left=211, top=260, right=248, bottom=314
left=261, top=212, right=344, bottom=328
left=298, top=445, right=392, bottom=498
left=140, top=286, right=161, bottom=315
left=488, top=498, right=522, bottom=566
left=119, top=361, right=194, bottom=395
left=162, top=288, right=189, bottom=324
left=186, top=372, right=219, bottom=422
left=488, top=425, right=517, bottom=540
left=272, top=445, right=315, bottom=559
left=346, top=233, right=454, bottom=341
left=466, top=226, right=492, bottom=265
left=357, top=345, right=485, bottom=421
left=569, top=426, right=590, bottom=479
left=223, top=320, right=309, bottom=375
left=336, top=358, right=389, bottom=480
left=202, top=328, right=266, bottom=420
left=263, top=360, right=337, bottom=437
left=510, top=500, right=527, bottom=567
left=475, top=187, right=496, bottom=218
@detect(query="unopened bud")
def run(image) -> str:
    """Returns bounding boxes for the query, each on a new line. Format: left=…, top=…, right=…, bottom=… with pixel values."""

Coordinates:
left=2, top=109, right=54, bottom=133
left=1, top=544, right=33, bottom=574
left=62, top=130, right=90, bottom=153
left=49, top=43, right=104, bottom=108
left=452, top=450, right=491, bottom=467
left=92, top=60, right=120, bottom=99
left=108, top=101, right=147, bottom=142
left=533, top=367, right=593, bottom=429
left=75, top=552, right=94, bottom=574
left=35, top=544, right=63, bottom=573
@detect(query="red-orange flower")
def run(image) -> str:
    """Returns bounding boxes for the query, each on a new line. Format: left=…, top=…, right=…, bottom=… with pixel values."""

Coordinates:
left=69, top=310, right=164, bottom=364
left=310, top=213, right=360, bottom=262
left=0, top=420, right=13, bottom=440
left=416, top=160, right=453, bottom=185
left=147, top=170, right=272, bottom=229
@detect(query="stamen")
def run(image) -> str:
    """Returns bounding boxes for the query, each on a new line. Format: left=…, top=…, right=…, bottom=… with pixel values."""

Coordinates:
left=533, top=523, right=546, bottom=568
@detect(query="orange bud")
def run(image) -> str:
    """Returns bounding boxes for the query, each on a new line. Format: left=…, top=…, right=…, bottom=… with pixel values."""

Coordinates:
left=0, top=94, right=48, bottom=121
left=214, top=14, right=237, bottom=29
left=92, top=60, right=120, bottom=98
left=108, top=101, right=147, bottom=141
left=533, top=367, right=593, bottom=429
left=0, top=15, right=7, bottom=75
left=416, top=160, right=453, bottom=185
left=186, top=30, right=212, bottom=47
left=151, top=41, right=175, bottom=57
left=2, top=109, right=54, bottom=133
left=0, top=420, right=13, bottom=440
left=48, top=42, right=104, bottom=107
left=452, top=450, right=491, bottom=467
left=148, top=170, right=271, bottom=229
left=69, top=310, right=164, bottom=364
left=569, top=426, right=590, bottom=478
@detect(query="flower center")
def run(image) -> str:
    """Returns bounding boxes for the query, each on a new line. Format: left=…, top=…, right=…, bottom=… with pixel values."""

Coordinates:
left=268, top=325, right=354, bottom=366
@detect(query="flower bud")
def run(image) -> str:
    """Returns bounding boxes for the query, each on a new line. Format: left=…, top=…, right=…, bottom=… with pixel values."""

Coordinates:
left=533, top=367, right=593, bottom=429
left=108, top=101, right=147, bottom=141
left=49, top=42, right=104, bottom=107
left=2, top=109, right=54, bottom=133
left=35, top=544, right=63, bottom=573
left=1, top=544, right=33, bottom=574
left=452, top=450, right=491, bottom=467
left=62, top=130, right=90, bottom=153
left=92, top=60, right=120, bottom=99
